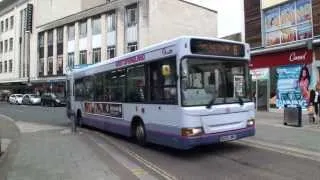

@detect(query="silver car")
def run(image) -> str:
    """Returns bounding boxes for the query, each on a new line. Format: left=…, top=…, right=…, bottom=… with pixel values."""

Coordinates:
left=22, top=94, right=41, bottom=105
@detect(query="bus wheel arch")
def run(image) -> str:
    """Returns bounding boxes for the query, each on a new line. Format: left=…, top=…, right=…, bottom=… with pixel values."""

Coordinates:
left=131, top=116, right=147, bottom=146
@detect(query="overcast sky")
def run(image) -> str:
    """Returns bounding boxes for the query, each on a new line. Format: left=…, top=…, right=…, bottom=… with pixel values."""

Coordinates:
left=186, top=0, right=244, bottom=38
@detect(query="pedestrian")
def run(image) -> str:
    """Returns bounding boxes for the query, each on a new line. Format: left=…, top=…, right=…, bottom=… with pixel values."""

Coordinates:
left=309, top=86, right=320, bottom=124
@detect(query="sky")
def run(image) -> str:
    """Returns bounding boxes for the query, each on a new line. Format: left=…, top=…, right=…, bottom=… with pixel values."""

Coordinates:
left=186, top=0, right=244, bottom=38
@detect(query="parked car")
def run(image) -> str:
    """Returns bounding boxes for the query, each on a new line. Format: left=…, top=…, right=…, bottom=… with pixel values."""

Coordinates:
left=41, top=93, right=66, bottom=107
left=22, top=94, right=41, bottom=105
left=8, top=94, right=23, bottom=105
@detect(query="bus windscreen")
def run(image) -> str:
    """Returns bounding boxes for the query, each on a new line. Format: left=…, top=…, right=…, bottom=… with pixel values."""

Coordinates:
left=190, top=39, right=245, bottom=57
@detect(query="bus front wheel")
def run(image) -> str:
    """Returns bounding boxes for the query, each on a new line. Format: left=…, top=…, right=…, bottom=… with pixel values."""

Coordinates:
left=134, top=121, right=146, bottom=146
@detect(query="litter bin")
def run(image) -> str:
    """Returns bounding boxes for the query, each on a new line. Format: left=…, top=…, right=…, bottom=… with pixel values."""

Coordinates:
left=283, top=105, right=302, bottom=127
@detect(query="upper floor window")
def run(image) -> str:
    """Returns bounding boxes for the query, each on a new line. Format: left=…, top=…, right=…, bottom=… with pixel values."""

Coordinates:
left=0, top=62, right=2, bottom=73
left=4, top=61, right=7, bottom=72
left=126, top=5, right=138, bottom=27
left=80, top=50, right=87, bottom=64
left=9, top=60, right=12, bottom=72
left=9, top=38, right=13, bottom=51
left=127, top=42, right=137, bottom=52
left=107, top=12, right=116, bottom=32
left=57, top=27, right=63, bottom=43
left=48, top=30, right=53, bottom=45
left=92, top=17, right=101, bottom=35
left=264, top=0, right=312, bottom=46
left=93, top=48, right=101, bottom=63
left=0, top=21, right=3, bottom=32
left=10, top=16, right=14, bottom=29
left=107, top=46, right=116, bottom=59
left=79, top=21, right=87, bottom=38
left=5, top=18, right=8, bottom=31
left=4, top=40, right=8, bottom=52
left=0, top=41, right=3, bottom=53
left=68, top=25, right=75, bottom=41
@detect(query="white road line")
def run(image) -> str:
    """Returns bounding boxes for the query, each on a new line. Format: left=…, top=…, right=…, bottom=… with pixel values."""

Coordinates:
left=15, top=110, right=24, bottom=113
left=83, top=129, right=177, bottom=180
left=237, top=139, right=320, bottom=162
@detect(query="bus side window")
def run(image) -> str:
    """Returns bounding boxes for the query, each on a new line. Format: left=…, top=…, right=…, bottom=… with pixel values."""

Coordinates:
left=126, top=65, right=146, bottom=103
left=149, top=58, right=177, bottom=104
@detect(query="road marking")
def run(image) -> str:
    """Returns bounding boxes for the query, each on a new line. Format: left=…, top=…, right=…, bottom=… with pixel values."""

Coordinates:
left=15, top=110, right=24, bottom=113
left=87, top=135, right=158, bottom=180
left=237, top=139, right=320, bottom=162
left=84, top=129, right=177, bottom=180
left=15, top=121, right=64, bottom=133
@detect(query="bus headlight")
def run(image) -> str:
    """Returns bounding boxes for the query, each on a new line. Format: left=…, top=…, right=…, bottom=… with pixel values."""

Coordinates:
left=181, top=127, right=203, bottom=137
left=247, top=119, right=255, bottom=127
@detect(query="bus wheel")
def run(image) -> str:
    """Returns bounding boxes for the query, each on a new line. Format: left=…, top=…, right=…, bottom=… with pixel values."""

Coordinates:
left=135, top=122, right=146, bottom=146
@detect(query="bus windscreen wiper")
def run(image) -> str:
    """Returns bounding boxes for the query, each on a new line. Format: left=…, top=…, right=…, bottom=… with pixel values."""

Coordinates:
left=206, top=95, right=216, bottom=109
left=238, top=96, right=244, bottom=106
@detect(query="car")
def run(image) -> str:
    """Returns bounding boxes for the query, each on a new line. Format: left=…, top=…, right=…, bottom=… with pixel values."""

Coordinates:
left=22, top=94, right=41, bottom=105
left=41, top=93, right=66, bottom=107
left=8, top=94, right=23, bottom=105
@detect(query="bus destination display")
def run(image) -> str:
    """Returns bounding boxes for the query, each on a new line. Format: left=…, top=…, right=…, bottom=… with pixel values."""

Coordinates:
left=190, top=39, right=245, bottom=57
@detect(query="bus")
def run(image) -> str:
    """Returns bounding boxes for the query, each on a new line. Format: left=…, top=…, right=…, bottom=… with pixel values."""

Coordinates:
left=66, top=36, right=255, bottom=150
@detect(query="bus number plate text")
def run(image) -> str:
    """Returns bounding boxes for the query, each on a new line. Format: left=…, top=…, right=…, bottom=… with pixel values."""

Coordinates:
left=219, top=134, right=237, bottom=142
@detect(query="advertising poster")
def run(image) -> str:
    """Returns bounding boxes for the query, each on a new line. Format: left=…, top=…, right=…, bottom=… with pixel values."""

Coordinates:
left=297, top=23, right=313, bottom=40
left=280, top=2, right=296, bottom=27
left=84, top=102, right=123, bottom=118
left=296, top=0, right=312, bottom=23
left=233, top=75, right=244, bottom=97
left=281, top=27, right=297, bottom=43
left=276, top=65, right=313, bottom=109
left=264, top=7, right=280, bottom=32
left=266, top=31, right=281, bottom=46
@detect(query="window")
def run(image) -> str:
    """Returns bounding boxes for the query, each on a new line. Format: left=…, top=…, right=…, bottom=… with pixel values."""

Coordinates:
left=80, top=50, right=87, bottom=64
left=48, top=30, right=53, bottom=57
left=57, top=55, right=63, bottom=75
left=57, top=27, right=63, bottom=55
left=93, top=48, right=101, bottom=63
left=126, top=6, right=138, bottom=27
left=149, top=58, right=177, bottom=104
left=68, top=25, right=75, bottom=41
left=107, top=46, right=116, bottom=59
left=75, top=76, right=95, bottom=101
left=9, top=60, right=12, bottom=72
left=0, top=41, right=3, bottom=53
left=126, top=65, right=146, bottom=102
left=68, top=52, right=74, bottom=68
left=5, top=18, right=8, bottom=31
left=4, top=40, right=8, bottom=52
left=0, top=62, right=2, bottom=73
left=75, top=78, right=85, bottom=101
left=264, top=0, right=313, bottom=46
left=39, top=58, right=44, bottom=76
left=1, top=21, right=3, bottom=32
left=107, top=69, right=126, bottom=102
left=47, top=57, right=53, bottom=75
left=127, top=42, right=137, bottom=52
left=94, top=72, right=106, bottom=101
left=9, top=38, right=13, bottom=51
left=4, top=61, right=7, bottom=72
left=107, top=12, right=116, bottom=32
left=79, top=21, right=87, bottom=38
left=92, top=17, right=101, bottom=35
left=39, top=33, right=44, bottom=58
left=10, top=16, right=13, bottom=29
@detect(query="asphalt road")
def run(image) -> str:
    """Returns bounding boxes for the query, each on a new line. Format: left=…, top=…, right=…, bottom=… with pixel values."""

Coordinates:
left=1, top=102, right=320, bottom=180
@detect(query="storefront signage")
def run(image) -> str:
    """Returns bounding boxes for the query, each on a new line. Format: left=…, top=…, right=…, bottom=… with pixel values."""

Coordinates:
left=250, top=48, right=312, bottom=69
left=250, top=68, right=269, bottom=80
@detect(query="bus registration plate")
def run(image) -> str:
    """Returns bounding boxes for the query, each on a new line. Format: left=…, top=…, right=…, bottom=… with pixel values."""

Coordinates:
left=219, top=134, right=237, bottom=142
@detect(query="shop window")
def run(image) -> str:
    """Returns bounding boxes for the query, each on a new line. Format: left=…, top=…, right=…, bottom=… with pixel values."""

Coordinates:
left=149, top=58, right=177, bottom=104
left=126, top=65, right=145, bottom=102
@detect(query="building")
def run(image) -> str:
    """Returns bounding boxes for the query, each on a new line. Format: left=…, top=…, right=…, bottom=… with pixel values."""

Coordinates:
left=30, top=0, right=217, bottom=96
left=0, top=0, right=36, bottom=100
left=221, top=32, right=242, bottom=42
left=244, top=0, right=320, bottom=111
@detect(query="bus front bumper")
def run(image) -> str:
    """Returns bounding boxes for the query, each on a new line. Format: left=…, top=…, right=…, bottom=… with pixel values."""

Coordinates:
left=179, top=126, right=255, bottom=149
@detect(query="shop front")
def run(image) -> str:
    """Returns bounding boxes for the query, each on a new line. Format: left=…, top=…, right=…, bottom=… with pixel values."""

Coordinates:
left=250, top=47, right=314, bottom=111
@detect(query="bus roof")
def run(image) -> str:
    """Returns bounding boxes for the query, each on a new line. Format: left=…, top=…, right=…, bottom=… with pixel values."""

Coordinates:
left=72, top=36, right=248, bottom=78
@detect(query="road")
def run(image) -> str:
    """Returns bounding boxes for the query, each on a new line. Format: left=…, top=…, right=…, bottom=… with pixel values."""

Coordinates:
left=1, top=102, right=320, bottom=180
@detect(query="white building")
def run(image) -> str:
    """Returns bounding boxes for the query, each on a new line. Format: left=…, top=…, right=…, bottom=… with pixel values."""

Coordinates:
left=0, top=0, right=217, bottom=96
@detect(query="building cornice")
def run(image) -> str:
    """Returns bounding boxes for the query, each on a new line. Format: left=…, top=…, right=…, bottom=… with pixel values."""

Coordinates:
left=0, top=0, right=29, bottom=17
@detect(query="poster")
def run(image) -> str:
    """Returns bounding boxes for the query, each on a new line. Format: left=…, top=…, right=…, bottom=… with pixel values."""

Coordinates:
left=276, top=65, right=313, bottom=109
left=280, top=2, right=296, bottom=27
left=296, top=0, right=312, bottom=23
left=281, top=27, right=297, bottom=43
left=264, top=7, right=280, bottom=32
left=297, top=23, right=312, bottom=40
left=85, top=102, right=122, bottom=118
left=266, top=31, right=281, bottom=46
left=233, top=75, right=244, bottom=97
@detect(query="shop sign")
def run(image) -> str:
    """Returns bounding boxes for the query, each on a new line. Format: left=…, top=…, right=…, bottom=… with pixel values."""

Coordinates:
left=250, top=68, right=269, bottom=80
left=250, top=48, right=312, bottom=69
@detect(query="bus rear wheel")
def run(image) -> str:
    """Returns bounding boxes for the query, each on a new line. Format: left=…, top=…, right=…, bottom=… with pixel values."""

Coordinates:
left=135, top=122, right=146, bottom=146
